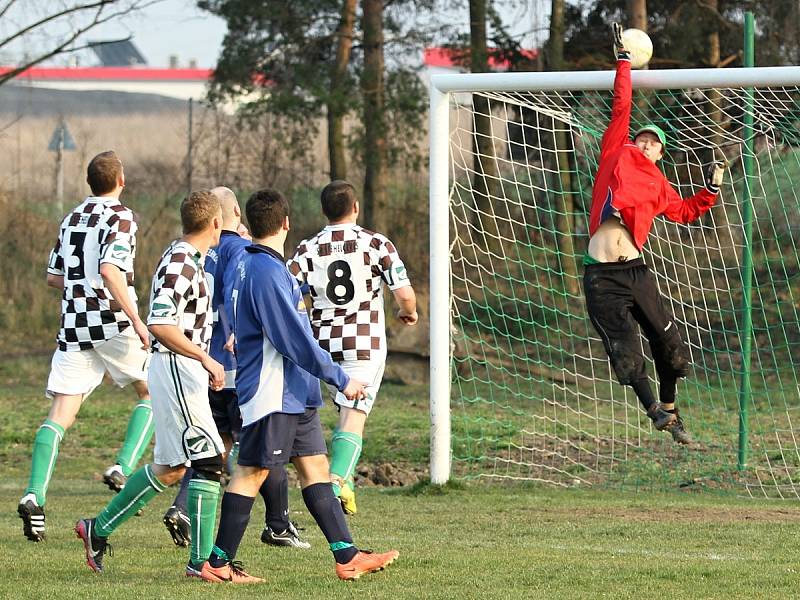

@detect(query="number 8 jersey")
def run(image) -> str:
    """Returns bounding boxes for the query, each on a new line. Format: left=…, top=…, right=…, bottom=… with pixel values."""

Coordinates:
left=47, top=196, right=138, bottom=351
left=288, top=223, right=411, bottom=362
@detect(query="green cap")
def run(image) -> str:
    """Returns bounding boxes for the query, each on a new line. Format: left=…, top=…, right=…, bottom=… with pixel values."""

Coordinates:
left=633, top=123, right=667, bottom=148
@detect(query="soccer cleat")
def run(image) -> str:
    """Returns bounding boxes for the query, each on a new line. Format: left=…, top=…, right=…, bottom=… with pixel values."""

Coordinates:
left=186, top=560, right=264, bottom=583
left=102, top=464, right=126, bottom=493
left=163, top=505, right=191, bottom=547
left=75, top=518, right=112, bottom=573
left=335, top=549, right=399, bottom=581
left=18, top=494, right=46, bottom=542
left=338, top=481, right=357, bottom=515
left=646, top=402, right=677, bottom=431
left=261, top=521, right=311, bottom=549
left=666, top=410, right=694, bottom=445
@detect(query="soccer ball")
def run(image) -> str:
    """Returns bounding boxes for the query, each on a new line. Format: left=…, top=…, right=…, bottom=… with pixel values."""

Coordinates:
left=622, top=28, right=653, bottom=69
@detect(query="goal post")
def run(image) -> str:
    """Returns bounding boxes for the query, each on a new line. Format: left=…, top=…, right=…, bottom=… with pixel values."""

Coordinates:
left=429, top=66, right=800, bottom=494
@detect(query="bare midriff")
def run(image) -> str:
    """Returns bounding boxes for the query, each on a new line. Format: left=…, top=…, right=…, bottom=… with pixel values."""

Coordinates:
left=587, top=217, right=641, bottom=263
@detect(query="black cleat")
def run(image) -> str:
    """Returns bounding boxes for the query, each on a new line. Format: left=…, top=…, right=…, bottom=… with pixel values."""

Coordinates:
left=646, top=402, right=677, bottom=431
left=666, top=409, right=694, bottom=445
left=18, top=494, right=45, bottom=542
left=102, top=465, right=126, bottom=493
left=75, top=518, right=112, bottom=573
left=163, top=505, right=191, bottom=547
left=261, top=521, right=311, bottom=549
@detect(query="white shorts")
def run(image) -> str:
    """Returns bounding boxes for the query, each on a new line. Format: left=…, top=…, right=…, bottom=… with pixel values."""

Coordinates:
left=148, top=351, right=224, bottom=467
left=329, top=357, right=386, bottom=416
left=46, top=327, right=149, bottom=399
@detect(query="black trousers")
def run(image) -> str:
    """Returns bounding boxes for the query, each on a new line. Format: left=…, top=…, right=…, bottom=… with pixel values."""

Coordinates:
left=583, top=258, right=690, bottom=386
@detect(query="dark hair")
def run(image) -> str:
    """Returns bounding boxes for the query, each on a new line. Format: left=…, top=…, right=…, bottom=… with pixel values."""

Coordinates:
left=86, top=151, right=123, bottom=195
left=181, top=190, right=221, bottom=234
left=245, top=189, right=289, bottom=238
left=320, top=180, right=357, bottom=221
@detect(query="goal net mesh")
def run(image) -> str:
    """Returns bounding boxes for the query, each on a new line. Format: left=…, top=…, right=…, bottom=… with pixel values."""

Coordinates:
left=447, top=80, right=800, bottom=497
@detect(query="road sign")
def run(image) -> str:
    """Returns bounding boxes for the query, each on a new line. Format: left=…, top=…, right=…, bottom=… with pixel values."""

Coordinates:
left=48, top=124, right=76, bottom=151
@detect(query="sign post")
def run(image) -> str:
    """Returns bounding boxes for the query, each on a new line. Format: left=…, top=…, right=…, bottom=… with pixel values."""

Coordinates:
left=48, top=122, right=76, bottom=215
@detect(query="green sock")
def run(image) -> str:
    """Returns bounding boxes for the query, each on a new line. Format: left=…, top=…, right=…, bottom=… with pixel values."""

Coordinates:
left=330, top=431, right=363, bottom=496
left=187, top=478, right=221, bottom=566
left=25, top=419, right=65, bottom=506
left=115, top=399, right=154, bottom=476
left=95, top=464, right=165, bottom=537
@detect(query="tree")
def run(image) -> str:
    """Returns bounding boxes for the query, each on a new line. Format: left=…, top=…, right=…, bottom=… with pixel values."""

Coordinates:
left=469, top=0, right=501, bottom=251
left=0, top=1, right=160, bottom=86
left=360, top=0, right=387, bottom=231
left=329, top=0, right=357, bottom=180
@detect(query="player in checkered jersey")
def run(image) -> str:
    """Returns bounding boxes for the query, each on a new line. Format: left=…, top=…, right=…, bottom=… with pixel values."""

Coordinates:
left=18, top=151, right=154, bottom=543
left=288, top=180, right=418, bottom=515
left=75, top=191, right=245, bottom=580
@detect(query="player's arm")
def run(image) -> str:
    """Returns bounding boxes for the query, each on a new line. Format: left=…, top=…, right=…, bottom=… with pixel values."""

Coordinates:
left=100, top=263, right=149, bottom=348
left=46, top=234, right=65, bottom=289
left=148, top=323, right=224, bottom=390
left=147, top=261, right=224, bottom=389
left=99, top=214, right=149, bottom=347
left=600, top=23, right=633, bottom=160
left=661, top=161, right=725, bottom=224
left=254, top=271, right=364, bottom=400
left=392, top=286, right=418, bottom=325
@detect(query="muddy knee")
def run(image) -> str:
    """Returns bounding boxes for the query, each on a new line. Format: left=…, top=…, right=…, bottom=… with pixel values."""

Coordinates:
left=609, top=347, right=645, bottom=385
left=654, top=329, right=690, bottom=378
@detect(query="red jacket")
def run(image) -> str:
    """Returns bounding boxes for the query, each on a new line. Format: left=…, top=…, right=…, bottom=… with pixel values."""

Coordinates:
left=588, top=59, right=718, bottom=250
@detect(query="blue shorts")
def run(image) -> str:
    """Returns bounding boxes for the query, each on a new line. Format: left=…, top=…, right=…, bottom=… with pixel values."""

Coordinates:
left=208, top=388, right=242, bottom=438
left=238, top=408, right=327, bottom=468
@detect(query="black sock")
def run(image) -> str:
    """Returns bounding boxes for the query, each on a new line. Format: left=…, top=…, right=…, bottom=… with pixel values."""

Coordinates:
left=302, top=482, right=357, bottom=564
left=261, top=466, right=289, bottom=532
left=659, top=375, right=677, bottom=411
left=630, top=378, right=657, bottom=411
left=209, top=492, right=255, bottom=567
left=172, top=468, right=193, bottom=512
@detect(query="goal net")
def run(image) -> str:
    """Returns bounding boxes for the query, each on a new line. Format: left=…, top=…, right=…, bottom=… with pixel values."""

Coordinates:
left=429, top=67, right=800, bottom=498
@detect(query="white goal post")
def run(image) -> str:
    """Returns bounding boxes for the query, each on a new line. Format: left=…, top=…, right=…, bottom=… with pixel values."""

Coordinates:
left=429, top=66, right=800, bottom=487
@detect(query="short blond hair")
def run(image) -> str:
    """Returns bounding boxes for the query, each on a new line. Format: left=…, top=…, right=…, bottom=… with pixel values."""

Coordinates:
left=181, top=190, right=221, bottom=234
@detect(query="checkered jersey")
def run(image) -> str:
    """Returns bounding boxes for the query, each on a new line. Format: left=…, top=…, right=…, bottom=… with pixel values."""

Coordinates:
left=147, top=240, right=212, bottom=353
left=47, top=196, right=138, bottom=351
left=288, top=224, right=411, bottom=361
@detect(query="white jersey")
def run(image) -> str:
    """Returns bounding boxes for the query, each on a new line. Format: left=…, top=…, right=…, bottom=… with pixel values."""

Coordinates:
left=47, top=196, right=138, bottom=351
left=288, top=223, right=410, bottom=362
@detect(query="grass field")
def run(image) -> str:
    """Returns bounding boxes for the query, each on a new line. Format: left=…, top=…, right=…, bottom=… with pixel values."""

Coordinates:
left=3, top=355, right=800, bottom=599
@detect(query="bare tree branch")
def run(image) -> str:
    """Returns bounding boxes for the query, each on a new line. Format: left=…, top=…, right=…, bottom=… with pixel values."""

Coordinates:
left=0, top=0, right=18, bottom=22
left=0, top=0, right=163, bottom=86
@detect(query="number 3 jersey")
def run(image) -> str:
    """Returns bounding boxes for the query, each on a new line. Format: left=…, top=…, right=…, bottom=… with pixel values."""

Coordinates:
left=288, top=223, right=411, bottom=362
left=47, top=196, right=138, bottom=351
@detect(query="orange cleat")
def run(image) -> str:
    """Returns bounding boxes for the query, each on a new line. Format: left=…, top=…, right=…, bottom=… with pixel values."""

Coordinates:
left=186, top=560, right=264, bottom=584
left=335, top=550, right=399, bottom=581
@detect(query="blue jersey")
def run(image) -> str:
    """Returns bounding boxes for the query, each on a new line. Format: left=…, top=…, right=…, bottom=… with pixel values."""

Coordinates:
left=205, top=230, right=250, bottom=380
left=232, top=243, right=349, bottom=425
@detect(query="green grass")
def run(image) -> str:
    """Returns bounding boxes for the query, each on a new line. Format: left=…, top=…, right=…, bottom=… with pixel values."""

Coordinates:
left=3, top=355, right=800, bottom=599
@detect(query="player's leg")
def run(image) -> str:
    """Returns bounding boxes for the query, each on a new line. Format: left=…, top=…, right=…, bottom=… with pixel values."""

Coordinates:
left=19, top=348, right=103, bottom=541
left=632, top=267, right=694, bottom=444
left=76, top=462, right=181, bottom=573
left=163, top=467, right=193, bottom=547
left=97, top=330, right=154, bottom=490
left=291, top=409, right=398, bottom=580
left=583, top=262, right=675, bottom=429
left=259, top=465, right=310, bottom=548
left=200, top=415, right=275, bottom=583
left=328, top=359, right=382, bottom=514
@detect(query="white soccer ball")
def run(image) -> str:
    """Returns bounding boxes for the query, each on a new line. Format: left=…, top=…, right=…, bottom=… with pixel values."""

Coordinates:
left=622, top=28, right=653, bottom=69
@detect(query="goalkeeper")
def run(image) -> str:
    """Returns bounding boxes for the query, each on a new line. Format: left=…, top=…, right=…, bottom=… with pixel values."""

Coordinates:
left=583, top=23, right=726, bottom=445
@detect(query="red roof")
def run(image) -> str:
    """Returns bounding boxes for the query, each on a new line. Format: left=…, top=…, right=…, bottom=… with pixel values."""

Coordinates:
left=424, top=47, right=538, bottom=70
left=0, top=66, right=212, bottom=81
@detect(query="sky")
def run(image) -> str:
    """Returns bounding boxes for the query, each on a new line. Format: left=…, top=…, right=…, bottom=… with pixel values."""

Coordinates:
left=0, top=0, right=551, bottom=70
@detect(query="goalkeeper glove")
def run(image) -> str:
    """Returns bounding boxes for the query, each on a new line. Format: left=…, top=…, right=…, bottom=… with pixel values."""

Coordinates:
left=612, top=23, right=631, bottom=61
left=705, top=159, right=727, bottom=193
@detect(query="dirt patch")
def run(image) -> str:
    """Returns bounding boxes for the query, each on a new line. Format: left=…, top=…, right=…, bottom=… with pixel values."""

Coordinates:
left=286, top=462, right=428, bottom=489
